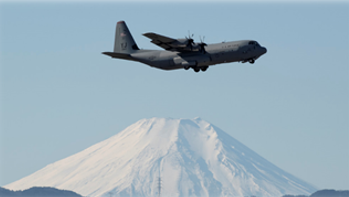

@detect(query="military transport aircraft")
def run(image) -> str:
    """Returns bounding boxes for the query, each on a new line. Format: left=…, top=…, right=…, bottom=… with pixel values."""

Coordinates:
left=102, top=21, right=267, bottom=72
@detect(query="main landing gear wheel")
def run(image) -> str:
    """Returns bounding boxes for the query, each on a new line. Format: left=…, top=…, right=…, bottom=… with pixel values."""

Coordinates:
left=184, top=66, right=190, bottom=70
left=249, top=59, right=255, bottom=64
left=193, top=67, right=200, bottom=72
left=201, top=66, right=208, bottom=72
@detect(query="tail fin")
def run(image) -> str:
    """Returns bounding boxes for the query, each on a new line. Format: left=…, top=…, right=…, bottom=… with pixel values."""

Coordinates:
left=114, top=21, right=139, bottom=53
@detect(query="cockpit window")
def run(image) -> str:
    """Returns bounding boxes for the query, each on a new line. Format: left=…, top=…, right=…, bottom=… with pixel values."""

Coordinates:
left=249, top=41, right=261, bottom=47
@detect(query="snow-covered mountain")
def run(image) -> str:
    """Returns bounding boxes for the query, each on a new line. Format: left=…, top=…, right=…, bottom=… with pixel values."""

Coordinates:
left=5, top=117, right=317, bottom=197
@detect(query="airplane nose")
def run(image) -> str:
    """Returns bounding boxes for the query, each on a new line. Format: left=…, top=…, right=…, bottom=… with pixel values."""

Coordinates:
left=262, top=47, right=267, bottom=54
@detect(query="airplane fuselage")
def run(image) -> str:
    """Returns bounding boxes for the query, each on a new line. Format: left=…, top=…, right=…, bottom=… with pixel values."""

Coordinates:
left=130, top=40, right=266, bottom=71
left=102, top=21, right=267, bottom=72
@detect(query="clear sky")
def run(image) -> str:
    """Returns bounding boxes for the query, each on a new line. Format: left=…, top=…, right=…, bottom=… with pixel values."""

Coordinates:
left=0, top=2, right=348, bottom=191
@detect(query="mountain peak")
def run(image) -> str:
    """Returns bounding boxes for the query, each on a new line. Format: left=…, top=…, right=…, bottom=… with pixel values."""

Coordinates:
left=5, top=118, right=316, bottom=197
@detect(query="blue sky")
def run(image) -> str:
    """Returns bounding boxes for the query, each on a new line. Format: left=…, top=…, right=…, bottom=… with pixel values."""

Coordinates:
left=1, top=2, right=348, bottom=190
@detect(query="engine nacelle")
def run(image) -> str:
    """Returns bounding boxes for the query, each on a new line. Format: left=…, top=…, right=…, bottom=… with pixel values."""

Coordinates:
left=169, top=39, right=190, bottom=48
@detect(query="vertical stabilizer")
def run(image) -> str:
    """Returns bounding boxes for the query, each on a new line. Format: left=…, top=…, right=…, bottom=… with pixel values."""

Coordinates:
left=114, top=21, right=139, bottom=53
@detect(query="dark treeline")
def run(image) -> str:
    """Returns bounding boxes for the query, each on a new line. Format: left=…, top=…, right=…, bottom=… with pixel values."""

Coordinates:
left=1, top=187, right=348, bottom=197
left=0, top=187, right=82, bottom=197
left=283, top=189, right=349, bottom=197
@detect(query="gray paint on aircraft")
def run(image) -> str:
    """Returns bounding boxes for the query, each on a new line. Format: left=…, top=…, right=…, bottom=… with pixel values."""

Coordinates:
left=103, top=21, right=267, bottom=72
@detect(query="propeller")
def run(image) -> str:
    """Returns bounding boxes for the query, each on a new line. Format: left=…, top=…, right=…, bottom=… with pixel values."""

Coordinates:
left=198, top=36, right=207, bottom=53
left=185, top=31, right=195, bottom=50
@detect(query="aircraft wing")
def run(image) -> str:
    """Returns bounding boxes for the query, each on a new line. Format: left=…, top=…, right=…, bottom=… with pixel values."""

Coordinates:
left=143, top=32, right=205, bottom=53
left=143, top=32, right=177, bottom=51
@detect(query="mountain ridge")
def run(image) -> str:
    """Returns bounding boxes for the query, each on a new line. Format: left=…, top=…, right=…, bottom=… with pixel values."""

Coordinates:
left=4, top=117, right=317, bottom=197
left=0, top=186, right=83, bottom=197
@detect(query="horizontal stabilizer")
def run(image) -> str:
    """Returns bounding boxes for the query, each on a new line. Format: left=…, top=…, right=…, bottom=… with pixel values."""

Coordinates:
left=102, top=52, right=133, bottom=60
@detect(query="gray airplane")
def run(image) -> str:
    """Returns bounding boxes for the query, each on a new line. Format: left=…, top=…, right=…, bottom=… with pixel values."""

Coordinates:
left=103, top=21, right=267, bottom=72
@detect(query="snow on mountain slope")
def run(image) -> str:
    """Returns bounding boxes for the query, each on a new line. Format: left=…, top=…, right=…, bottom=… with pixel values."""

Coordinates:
left=5, top=117, right=317, bottom=197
